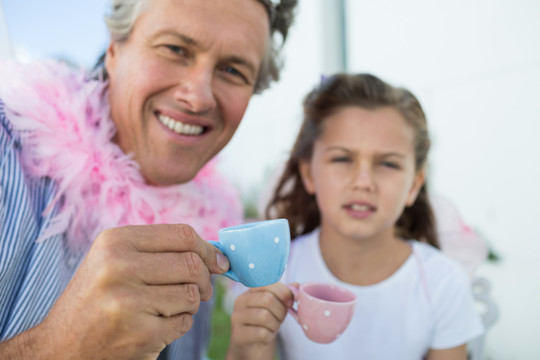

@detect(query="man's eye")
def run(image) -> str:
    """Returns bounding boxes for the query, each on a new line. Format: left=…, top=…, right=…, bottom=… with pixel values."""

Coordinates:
left=220, top=65, right=249, bottom=84
left=165, top=45, right=186, bottom=55
left=223, top=66, right=241, bottom=76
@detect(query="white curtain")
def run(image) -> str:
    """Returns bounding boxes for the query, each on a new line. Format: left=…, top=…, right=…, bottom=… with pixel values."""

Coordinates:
left=0, top=3, right=12, bottom=59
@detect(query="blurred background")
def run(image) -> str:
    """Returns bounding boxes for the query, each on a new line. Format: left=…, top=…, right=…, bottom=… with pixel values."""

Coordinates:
left=1, top=0, right=539, bottom=358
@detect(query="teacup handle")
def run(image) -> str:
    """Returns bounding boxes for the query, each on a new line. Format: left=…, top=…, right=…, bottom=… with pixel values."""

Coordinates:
left=208, top=240, right=240, bottom=283
left=287, top=284, right=299, bottom=321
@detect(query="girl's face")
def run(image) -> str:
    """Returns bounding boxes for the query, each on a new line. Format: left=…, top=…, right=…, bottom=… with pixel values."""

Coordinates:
left=299, top=106, right=425, bottom=243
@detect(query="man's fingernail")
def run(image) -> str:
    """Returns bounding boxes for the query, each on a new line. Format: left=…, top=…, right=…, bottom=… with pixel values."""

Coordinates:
left=216, top=252, right=230, bottom=272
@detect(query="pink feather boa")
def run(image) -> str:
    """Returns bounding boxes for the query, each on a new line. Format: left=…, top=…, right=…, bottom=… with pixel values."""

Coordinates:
left=0, top=60, right=243, bottom=251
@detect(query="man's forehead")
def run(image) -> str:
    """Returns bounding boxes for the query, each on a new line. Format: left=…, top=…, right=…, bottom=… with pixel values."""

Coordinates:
left=135, top=0, right=269, bottom=53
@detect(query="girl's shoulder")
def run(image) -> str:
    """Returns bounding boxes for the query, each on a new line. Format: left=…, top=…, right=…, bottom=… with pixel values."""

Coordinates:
left=410, top=240, right=473, bottom=295
left=411, top=240, right=464, bottom=272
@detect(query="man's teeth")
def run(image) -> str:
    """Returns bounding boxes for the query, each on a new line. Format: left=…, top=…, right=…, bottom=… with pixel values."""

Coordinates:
left=350, top=204, right=371, bottom=211
left=158, top=114, right=204, bottom=135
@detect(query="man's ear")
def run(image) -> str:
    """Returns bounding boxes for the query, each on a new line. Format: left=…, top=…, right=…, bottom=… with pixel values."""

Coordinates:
left=406, top=168, right=426, bottom=207
left=104, top=41, right=119, bottom=78
left=298, top=160, right=316, bottom=195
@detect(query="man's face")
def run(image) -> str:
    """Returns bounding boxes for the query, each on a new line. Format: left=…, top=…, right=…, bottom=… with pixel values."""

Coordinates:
left=105, top=0, right=269, bottom=185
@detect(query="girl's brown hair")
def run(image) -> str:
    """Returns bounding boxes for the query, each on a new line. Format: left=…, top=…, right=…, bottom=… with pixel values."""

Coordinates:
left=265, top=73, right=439, bottom=248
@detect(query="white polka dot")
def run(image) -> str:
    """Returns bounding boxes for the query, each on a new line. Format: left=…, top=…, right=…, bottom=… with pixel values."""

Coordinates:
left=230, top=244, right=236, bottom=251
left=274, top=237, right=280, bottom=243
left=303, top=324, right=309, bottom=330
left=324, top=310, right=331, bottom=317
left=248, top=263, right=255, bottom=269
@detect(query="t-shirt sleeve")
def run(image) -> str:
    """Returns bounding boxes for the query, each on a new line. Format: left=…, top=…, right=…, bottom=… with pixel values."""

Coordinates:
left=430, top=265, right=484, bottom=349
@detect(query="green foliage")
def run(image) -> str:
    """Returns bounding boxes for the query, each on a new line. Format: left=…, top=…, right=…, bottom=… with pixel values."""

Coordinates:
left=207, top=279, right=232, bottom=360
left=243, top=199, right=259, bottom=220
left=241, top=187, right=261, bottom=220
left=487, top=247, right=501, bottom=262
left=474, top=228, right=501, bottom=263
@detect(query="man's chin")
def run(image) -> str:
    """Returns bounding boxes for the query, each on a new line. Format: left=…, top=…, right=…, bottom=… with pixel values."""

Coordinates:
left=141, top=167, right=199, bottom=187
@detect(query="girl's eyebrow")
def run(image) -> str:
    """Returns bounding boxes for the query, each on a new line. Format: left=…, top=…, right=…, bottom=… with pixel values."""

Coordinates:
left=324, top=146, right=351, bottom=152
left=324, top=146, right=406, bottom=158
left=380, top=152, right=406, bottom=158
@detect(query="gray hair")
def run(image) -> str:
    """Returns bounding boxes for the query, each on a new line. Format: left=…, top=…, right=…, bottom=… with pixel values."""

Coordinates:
left=100, top=0, right=297, bottom=93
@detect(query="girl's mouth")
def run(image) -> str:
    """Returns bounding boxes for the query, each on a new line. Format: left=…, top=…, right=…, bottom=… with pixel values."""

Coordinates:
left=343, top=203, right=376, bottom=218
left=348, top=204, right=373, bottom=212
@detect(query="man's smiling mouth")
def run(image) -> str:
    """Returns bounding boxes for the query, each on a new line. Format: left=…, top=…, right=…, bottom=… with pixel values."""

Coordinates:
left=158, top=113, right=205, bottom=136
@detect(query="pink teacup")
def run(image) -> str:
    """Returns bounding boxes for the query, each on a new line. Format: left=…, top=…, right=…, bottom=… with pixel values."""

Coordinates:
left=288, top=282, right=356, bottom=344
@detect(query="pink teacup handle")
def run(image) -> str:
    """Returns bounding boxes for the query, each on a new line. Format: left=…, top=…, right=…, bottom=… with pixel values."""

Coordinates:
left=287, top=284, right=300, bottom=321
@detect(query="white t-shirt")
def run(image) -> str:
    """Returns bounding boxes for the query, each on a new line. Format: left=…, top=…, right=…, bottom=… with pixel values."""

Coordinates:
left=278, top=228, right=484, bottom=360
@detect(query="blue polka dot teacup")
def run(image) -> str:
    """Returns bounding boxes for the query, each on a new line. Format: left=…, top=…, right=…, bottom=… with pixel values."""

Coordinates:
left=210, top=219, right=290, bottom=287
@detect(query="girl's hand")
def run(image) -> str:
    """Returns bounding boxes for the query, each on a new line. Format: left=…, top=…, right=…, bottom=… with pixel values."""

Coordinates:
left=226, top=282, right=294, bottom=360
left=425, top=344, right=468, bottom=360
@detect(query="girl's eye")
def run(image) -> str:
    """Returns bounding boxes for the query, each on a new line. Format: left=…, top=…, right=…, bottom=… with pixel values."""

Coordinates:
left=381, top=161, right=400, bottom=169
left=331, top=156, right=351, bottom=163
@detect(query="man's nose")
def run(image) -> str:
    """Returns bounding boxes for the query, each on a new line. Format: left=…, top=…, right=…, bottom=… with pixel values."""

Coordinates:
left=173, top=65, right=217, bottom=113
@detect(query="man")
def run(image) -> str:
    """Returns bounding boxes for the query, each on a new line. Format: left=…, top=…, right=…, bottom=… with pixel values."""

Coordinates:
left=0, top=0, right=297, bottom=358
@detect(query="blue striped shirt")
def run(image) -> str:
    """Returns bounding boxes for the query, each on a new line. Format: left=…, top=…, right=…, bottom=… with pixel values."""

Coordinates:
left=0, top=100, right=212, bottom=359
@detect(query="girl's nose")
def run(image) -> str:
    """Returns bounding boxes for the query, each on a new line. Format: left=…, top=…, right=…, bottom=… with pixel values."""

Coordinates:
left=173, top=66, right=217, bottom=114
left=352, top=166, right=376, bottom=192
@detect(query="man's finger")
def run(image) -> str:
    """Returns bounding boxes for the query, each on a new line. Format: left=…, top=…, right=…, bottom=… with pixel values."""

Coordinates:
left=159, top=313, right=195, bottom=346
left=104, top=224, right=230, bottom=274
left=134, top=252, right=210, bottom=286
left=143, top=284, right=201, bottom=317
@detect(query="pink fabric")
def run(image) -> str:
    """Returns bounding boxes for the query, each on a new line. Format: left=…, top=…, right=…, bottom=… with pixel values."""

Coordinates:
left=0, top=60, right=243, bottom=251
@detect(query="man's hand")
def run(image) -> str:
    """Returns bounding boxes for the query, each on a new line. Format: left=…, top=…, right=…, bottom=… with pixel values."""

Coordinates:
left=1, top=224, right=230, bottom=360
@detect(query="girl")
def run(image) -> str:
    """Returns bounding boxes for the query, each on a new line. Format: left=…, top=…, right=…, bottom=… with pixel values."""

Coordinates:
left=226, top=74, right=483, bottom=360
